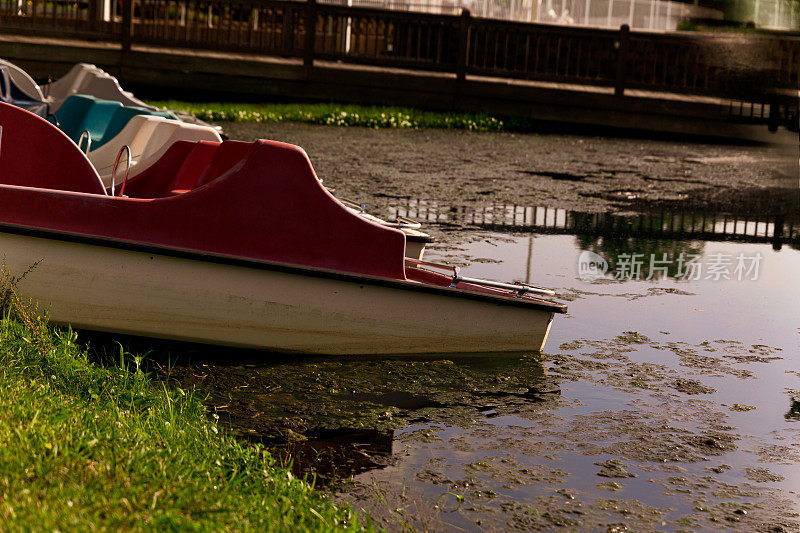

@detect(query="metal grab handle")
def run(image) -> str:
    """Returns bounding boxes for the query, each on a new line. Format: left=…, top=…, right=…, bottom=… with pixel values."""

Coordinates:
left=453, top=276, right=556, bottom=297
left=340, top=199, right=423, bottom=229
left=111, top=145, right=131, bottom=197
left=382, top=215, right=422, bottom=230
left=46, top=114, right=60, bottom=127
left=340, top=198, right=366, bottom=212
left=405, top=258, right=555, bottom=298
left=405, top=258, right=459, bottom=275
left=77, top=130, right=91, bottom=155
left=0, top=70, right=10, bottom=101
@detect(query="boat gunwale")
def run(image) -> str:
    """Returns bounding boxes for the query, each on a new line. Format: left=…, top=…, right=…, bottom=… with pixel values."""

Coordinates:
left=0, top=221, right=567, bottom=314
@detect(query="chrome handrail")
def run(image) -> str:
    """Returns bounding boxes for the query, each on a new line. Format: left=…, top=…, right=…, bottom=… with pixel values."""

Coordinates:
left=340, top=198, right=366, bottom=213
left=0, top=71, right=7, bottom=101
left=111, top=145, right=131, bottom=197
left=42, top=76, right=52, bottom=99
left=405, top=258, right=459, bottom=275
left=77, top=130, right=91, bottom=155
left=340, top=199, right=423, bottom=230
left=382, top=215, right=423, bottom=230
left=405, top=258, right=555, bottom=298
left=454, top=276, right=556, bottom=297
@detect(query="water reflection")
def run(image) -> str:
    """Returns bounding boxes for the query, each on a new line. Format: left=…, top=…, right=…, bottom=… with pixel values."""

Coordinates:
left=786, top=399, right=800, bottom=421
left=353, top=234, right=800, bottom=530
left=390, top=201, right=799, bottom=250
left=575, top=235, right=706, bottom=280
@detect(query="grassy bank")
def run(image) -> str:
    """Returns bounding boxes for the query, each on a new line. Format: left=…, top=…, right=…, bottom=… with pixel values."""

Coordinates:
left=0, top=276, right=365, bottom=531
left=150, top=100, right=508, bottom=131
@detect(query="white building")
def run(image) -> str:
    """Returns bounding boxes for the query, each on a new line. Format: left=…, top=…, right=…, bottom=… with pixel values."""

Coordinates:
left=328, top=0, right=798, bottom=31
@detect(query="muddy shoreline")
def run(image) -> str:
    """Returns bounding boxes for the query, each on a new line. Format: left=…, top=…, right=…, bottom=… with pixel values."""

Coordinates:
left=224, top=122, right=799, bottom=216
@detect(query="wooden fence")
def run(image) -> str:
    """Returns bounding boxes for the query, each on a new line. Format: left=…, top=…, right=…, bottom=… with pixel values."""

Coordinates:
left=0, top=0, right=797, bottom=103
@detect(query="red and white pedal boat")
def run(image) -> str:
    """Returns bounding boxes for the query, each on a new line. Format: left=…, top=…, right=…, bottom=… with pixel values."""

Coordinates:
left=0, top=103, right=565, bottom=354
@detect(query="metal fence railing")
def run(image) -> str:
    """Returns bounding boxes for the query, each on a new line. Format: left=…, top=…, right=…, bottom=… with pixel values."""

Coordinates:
left=389, top=200, right=800, bottom=247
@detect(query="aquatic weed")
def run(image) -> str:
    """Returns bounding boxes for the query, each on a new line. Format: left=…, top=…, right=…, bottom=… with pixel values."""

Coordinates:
left=149, top=101, right=506, bottom=132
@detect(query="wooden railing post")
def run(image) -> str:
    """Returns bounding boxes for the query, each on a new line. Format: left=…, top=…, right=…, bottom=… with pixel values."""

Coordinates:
left=88, top=0, right=99, bottom=32
left=615, top=24, right=630, bottom=97
left=457, top=8, right=470, bottom=81
left=767, top=93, right=780, bottom=132
left=304, top=0, right=317, bottom=68
left=772, top=212, right=785, bottom=251
left=282, top=6, right=294, bottom=55
left=121, top=0, right=133, bottom=51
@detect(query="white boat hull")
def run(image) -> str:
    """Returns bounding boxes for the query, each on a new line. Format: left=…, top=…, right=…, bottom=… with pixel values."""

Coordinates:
left=3, top=231, right=555, bottom=355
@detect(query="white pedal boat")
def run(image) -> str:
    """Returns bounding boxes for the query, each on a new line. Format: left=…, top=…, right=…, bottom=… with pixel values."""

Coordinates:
left=0, top=103, right=565, bottom=355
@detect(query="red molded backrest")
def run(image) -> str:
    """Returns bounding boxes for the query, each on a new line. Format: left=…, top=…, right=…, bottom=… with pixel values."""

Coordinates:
left=165, top=141, right=220, bottom=195
left=195, top=141, right=253, bottom=188
left=0, top=102, right=105, bottom=195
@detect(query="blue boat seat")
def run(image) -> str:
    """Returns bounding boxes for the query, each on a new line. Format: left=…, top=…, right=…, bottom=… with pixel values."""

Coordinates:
left=54, top=95, right=122, bottom=147
left=54, top=95, right=176, bottom=150
left=100, top=105, right=173, bottom=148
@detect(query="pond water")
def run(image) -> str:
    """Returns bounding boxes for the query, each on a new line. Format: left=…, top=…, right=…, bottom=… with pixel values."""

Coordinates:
left=349, top=231, right=799, bottom=530
left=166, top=207, right=800, bottom=531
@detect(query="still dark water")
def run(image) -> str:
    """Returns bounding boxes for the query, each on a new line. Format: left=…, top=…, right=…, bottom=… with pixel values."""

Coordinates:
left=167, top=208, right=800, bottom=531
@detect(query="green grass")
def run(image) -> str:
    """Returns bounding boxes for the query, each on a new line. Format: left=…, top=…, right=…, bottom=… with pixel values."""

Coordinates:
left=150, top=100, right=509, bottom=131
left=0, top=272, right=367, bottom=531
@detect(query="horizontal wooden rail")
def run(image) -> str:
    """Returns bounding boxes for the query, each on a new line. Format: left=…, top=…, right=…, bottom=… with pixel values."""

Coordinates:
left=0, top=0, right=796, bottom=114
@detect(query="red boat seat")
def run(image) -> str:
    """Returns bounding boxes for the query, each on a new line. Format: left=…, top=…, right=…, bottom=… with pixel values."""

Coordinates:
left=194, top=141, right=253, bottom=189
left=122, top=141, right=254, bottom=199
left=115, top=140, right=197, bottom=198
left=164, top=141, right=220, bottom=196
left=0, top=103, right=105, bottom=195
